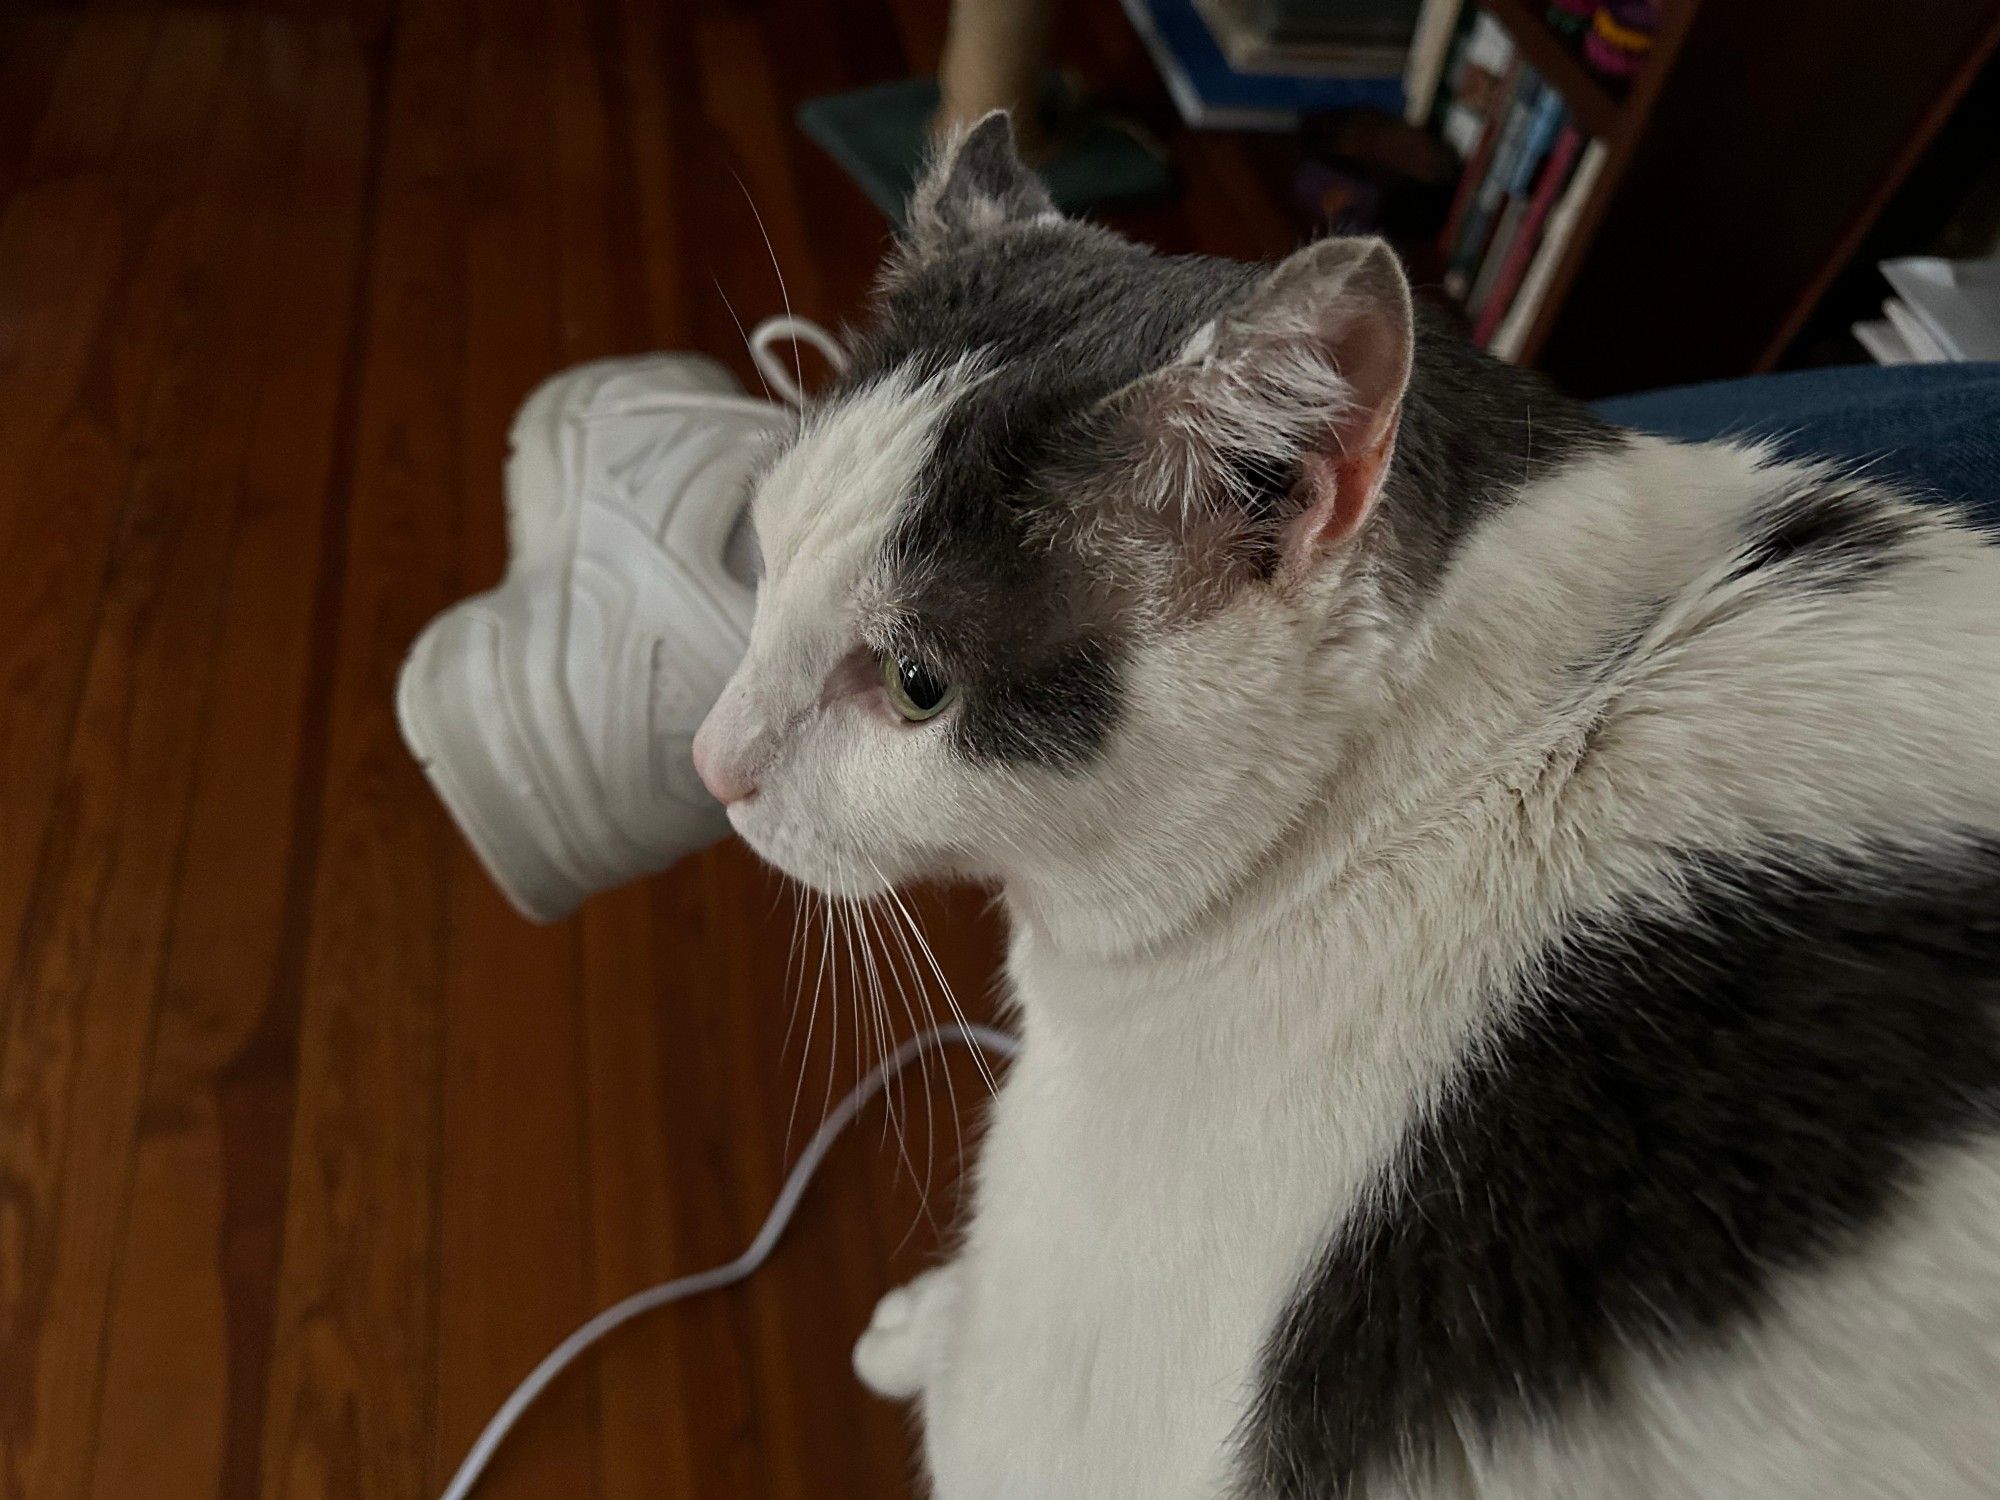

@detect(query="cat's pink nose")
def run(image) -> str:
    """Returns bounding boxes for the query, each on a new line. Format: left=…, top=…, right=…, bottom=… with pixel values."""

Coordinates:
left=691, top=725, right=757, bottom=806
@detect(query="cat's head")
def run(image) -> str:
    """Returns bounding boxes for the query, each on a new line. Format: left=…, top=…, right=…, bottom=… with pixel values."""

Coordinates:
left=693, top=114, right=1420, bottom=951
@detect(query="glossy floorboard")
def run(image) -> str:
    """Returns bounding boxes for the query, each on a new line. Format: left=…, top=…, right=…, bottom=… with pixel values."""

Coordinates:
left=0, top=3, right=1292, bottom=1496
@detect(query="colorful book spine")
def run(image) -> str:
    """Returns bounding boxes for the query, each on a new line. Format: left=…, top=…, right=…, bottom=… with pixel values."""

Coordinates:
left=1489, top=137, right=1611, bottom=362
left=1437, top=53, right=1522, bottom=256
left=1402, top=0, right=1469, bottom=125
left=1467, top=197, right=1530, bottom=316
left=1473, top=124, right=1585, bottom=345
left=1466, top=86, right=1568, bottom=316
left=1445, top=76, right=1543, bottom=300
left=1439, top=11, right=1515, bottom=154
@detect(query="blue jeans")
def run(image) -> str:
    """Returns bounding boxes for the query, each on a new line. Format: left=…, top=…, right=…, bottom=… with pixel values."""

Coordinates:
left=1596, top=363, right=2000, bottom=530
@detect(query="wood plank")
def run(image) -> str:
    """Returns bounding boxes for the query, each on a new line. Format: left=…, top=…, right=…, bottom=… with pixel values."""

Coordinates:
left=0, top=14, right=78, bottom=208
left=0, top=8, right=173, bottom=1029
left=691, top=11, right=830, bottom=382
left=253, top=0, right=470, bottom=1491
left=0, top=14, right=328, bottom=1499
left=579, top=883, right=732, bottom=1500
left=600, top=0, right=698, bottom=347
left=429, top=2, right=599, bottom=1496
left=83, top=23, right=379, bottom=1500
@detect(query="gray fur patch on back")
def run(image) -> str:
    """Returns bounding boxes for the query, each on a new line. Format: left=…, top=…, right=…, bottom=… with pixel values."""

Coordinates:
left=1730, top=476, right=1926, bottom=588
left=1239, top=837, right=2000, bottom=1498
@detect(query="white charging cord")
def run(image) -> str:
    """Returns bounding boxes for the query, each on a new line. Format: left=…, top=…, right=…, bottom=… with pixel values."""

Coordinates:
left=437, top=1021, right=1020, bottom=1500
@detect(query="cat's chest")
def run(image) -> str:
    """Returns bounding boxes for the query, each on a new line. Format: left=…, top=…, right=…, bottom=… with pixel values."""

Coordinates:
left=922, top=943, right=1434, bottom=1500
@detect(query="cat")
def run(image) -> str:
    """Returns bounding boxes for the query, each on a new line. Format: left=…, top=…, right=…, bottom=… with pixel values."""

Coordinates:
left=690, top=114, right=2000, bottom=1499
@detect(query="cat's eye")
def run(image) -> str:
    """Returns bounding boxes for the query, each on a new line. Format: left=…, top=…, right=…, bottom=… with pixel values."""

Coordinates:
left=882, top=653, right=958, bottom=722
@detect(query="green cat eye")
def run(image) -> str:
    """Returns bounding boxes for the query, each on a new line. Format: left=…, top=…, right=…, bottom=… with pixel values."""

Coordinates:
left=882, top=652, right=958, bottom=722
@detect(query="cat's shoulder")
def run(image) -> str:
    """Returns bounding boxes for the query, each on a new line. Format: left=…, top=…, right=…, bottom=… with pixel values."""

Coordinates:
left=1491, top=435, right=2000, bottom=858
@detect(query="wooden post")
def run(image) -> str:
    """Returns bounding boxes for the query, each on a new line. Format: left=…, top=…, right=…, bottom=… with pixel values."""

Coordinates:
left=935, top=0, right=1057, bottom=158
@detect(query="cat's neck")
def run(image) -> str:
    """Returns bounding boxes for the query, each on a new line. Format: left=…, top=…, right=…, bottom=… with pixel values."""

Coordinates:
left=1002, top=433, right=1772, bottom=981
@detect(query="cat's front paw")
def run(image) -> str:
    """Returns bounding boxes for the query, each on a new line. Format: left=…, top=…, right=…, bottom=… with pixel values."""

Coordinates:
left=853, top=1266, right=956, bottom=1401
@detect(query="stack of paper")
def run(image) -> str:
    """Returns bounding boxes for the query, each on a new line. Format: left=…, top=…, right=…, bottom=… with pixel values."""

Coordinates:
left=1853, top=257, right=2000, bottom=365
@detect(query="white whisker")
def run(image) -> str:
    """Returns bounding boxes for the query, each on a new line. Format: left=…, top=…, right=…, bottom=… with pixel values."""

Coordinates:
left=870, top=865, right=958, bottom=1196
left=857, top=897, right=938, bottom=1235
left=889, top=880, right=999, bottom=1098
left=712, top=275, right=776, bottom=404
left=733, top=168, right=806, bottom=401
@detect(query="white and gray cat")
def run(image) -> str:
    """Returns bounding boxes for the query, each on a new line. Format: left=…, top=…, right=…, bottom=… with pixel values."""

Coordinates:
left=691, top=115, right=2000, bottom=1499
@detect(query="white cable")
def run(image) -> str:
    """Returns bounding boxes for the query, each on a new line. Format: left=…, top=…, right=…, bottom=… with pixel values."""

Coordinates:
left=437, top=1021, right=1020, bottom=1500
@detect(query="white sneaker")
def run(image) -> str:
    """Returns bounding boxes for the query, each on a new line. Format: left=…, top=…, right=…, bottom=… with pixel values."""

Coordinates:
left=396, top=317, right=844, bottom=921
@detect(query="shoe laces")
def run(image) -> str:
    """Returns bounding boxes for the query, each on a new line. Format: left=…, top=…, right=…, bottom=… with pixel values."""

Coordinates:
left=748, top=314, right=848, bottom=407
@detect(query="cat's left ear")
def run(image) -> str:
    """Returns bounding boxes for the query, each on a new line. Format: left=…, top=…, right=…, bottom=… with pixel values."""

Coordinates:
left=903, top=111, right=1056, bottom=253
left=1121, top=236, right=1414, bottom=571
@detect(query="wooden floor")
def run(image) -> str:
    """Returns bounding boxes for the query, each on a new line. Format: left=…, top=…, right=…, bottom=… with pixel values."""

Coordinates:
left=0, top=3, right=1293, bottom=1497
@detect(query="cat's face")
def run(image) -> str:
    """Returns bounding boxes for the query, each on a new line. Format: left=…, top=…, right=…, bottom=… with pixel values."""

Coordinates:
left=694, top=116, right=1415, bottom=949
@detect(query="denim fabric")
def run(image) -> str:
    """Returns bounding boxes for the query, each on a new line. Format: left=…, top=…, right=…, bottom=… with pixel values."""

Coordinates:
left=1597, top=363, right=2000, bottom=530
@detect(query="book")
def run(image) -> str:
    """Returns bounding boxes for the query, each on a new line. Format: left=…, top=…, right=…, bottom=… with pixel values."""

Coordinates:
left=1120, top=0, right=1405, bottom=130
left=1243, top=0, right=1425, bottom=48
left=1880, top=257, right=2000, bottom=361
left=1439, top=11, right=1514, bottom=154
left=1467, top=195, right=1531, bottom=315
left=1195, top=0, right=1408, bottom=76
left=1489, top=136, right=1610, bottom=362
left=1466, top=86, right=1567, bottom=318
left=1437, top=54, right=1522, bottom=259
left=1402, top=0, right=1468, bottom=124
left=1852, top=317, right=1917, bottom=366
left=1882, top=296, right=1952, bottom=363
left=1472, top=124, right=1584, bottom=345
left=1445, top=76, right=1543, bottom=300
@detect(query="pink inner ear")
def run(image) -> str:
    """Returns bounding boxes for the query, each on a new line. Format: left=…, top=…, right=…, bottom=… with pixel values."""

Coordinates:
left=1288, top=410, right=1400, bottom=559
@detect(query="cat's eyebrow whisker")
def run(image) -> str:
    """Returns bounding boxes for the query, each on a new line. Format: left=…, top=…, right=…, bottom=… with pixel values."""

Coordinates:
left=731, top=168, right=806, bottom=404
left=712, top=275, right=777, bottom=404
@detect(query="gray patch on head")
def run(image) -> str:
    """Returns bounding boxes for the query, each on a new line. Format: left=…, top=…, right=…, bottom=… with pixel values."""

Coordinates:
left=842, top=223, right=1257, bottom=768
left=832, top=224, right=1620, bottom=769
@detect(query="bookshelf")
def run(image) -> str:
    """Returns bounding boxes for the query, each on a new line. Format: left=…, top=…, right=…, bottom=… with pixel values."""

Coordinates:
left=1478, top=0, right=1621, bottom=138
left=1452, top=0, right=2000, bottom=394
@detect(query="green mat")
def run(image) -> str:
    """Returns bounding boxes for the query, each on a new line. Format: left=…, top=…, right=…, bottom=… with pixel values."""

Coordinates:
left=797, top=76, right=1175, bottom=226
